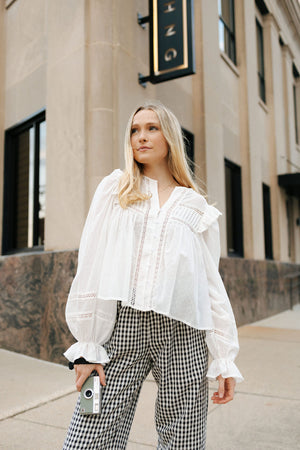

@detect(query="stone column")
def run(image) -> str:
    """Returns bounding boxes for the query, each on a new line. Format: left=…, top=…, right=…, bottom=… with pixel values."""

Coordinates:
left=0, top=2, right=5, bottom=254
left=45, top=0, right=88, bottom=251
left=192, top=0, right=207, bottom=188
left=282, top=46, right=300, bottom=264
left=199, top=0, right=227, bottom=254
left=85, top=0, right=116, bottom=202
left=236, top=0, right=265, bottom=260
left=264, top=14, right=288, bottom=261
left=281, top=44, right=295, bottom=167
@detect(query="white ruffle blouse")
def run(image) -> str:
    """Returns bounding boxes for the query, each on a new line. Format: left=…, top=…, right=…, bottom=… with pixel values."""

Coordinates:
left=64, top=169, right=244, bottom=383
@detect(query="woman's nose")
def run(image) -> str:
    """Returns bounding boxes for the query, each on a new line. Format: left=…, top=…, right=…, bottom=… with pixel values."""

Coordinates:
left=138, top=130, right=147, bottom=141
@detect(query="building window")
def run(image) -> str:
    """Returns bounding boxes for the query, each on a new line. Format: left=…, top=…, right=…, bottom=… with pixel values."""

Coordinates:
left=182, top=128, right=194, bottom=173
left=293, top=84, right=299, bottom=145
left=218, top=0, right=236, bottom=64
left=262, top=184, right=273, bottom=259
left=256, top=19, right=266, bottom=103
left=2, top=111, right=46, bottom=254
left=286, top=197, right=295, bottom=262
left=225, top=159, right=244, bottom=257
left=255, top=0, right=269, bottom=16
left=293, top=64, right=299, bottom=145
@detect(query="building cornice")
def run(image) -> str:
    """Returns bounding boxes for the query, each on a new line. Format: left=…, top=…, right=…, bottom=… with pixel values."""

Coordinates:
left=5, top=0, right=17, bottom=9
left=264, top=13, right=281, bottom=33
left=279, top=0, right=300, bottom=40
left=281, top=42, right=295, bottom=60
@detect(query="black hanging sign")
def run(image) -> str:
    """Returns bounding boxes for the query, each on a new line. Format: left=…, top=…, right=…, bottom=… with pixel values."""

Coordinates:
left=138, top=0, right=195, bottom=85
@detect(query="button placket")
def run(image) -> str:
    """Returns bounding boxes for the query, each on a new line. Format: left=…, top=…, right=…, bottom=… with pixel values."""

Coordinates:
left=130, top=200, right=151, bottom=306
left=144, top=215, right=163, bottom=307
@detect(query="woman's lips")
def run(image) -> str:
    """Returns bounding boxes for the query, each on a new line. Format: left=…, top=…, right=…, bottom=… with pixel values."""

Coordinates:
left=138, top=147, right=151, bottom=151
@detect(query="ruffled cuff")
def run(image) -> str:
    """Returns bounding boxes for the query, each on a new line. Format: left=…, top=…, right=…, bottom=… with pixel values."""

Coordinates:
left=206, top=358, right=244, bottom=383
left=63, top=342, right=110, bottom=365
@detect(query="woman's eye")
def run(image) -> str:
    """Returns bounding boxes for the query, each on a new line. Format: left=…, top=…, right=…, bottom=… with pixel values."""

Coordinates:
left=131, top=128, right=138, bottom=135
left=149, top=126, right=158, bottom=131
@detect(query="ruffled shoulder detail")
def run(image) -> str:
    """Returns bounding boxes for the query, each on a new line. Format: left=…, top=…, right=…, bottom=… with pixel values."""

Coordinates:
left=108, top=168, right=123, bottom=179
left=92, top=169, right=123, bottom=201
left=175, top=190, right=222, bottom=233
left=198, top=203, right=222, bottom=233
left=103, top=168, right=123, bottom=194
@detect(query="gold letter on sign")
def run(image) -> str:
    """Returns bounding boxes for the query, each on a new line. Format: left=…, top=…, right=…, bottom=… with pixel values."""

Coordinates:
left=164, top=1, right=176, bottom=13
left=165, top=24, right=176, bottom=37
left=164, top=48, right=177, bottom=61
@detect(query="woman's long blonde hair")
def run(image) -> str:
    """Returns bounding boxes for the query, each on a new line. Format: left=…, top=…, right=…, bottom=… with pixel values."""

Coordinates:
left=118, top=101, right=201, bottom=208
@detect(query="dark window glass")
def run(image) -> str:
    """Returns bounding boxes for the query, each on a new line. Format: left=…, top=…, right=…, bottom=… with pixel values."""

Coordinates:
left=218, top=0, right=236, bottom=64
left=262, top=184, right=273, bottom=259
left=255, top=0, right=269, bottom=15
left=293, top=84, right=299, bottom=145
left=182, top=128, right=194, bottom=173
left=286, top=197, right=295, bottom=261
left=256, top=19, right=266, bottom=103
left=2, top=111, right=46, bottom=254
left=225, top=159, right=244, bottom=257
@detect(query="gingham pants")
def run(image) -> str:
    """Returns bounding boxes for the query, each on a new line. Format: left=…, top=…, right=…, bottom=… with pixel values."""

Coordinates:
left=63, top=305, right=209, bottom=450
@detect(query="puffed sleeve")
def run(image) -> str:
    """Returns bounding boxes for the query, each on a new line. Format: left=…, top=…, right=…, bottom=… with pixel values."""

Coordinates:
left=201, top=205, right=244, bottom=383
left=63, top=169, right=122, bottom=364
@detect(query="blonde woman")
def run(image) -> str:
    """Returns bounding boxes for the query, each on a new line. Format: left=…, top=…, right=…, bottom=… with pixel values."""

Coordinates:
left=63, top=101, right=243, bottom=449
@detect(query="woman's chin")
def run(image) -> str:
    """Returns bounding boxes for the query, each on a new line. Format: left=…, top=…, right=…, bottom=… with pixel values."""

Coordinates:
left=134, top=156, right=151, bottom=164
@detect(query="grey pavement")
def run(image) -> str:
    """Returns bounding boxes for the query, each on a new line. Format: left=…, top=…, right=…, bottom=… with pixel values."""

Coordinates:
left=0, top=305, right=299, bottom=450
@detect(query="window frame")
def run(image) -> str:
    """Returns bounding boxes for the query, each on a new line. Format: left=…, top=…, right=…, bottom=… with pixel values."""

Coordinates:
left=256, top=18, right=266, bottom=103
left=293, top=83, right=299, bottom=146
left=2, top=110, right=46, bottom=255
left=224, top=158, right=244, bottom=258
left=218, top=0, right=237, bottom=65
left=262, top=183, right=273, bottom=260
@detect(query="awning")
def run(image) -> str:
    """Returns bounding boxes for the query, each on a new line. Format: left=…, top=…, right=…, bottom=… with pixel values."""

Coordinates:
left=278, top=173, right=300, bottom=199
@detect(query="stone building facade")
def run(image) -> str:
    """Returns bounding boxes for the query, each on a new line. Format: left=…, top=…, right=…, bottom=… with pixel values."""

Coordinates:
left=0, top=0, right=299, bottom=364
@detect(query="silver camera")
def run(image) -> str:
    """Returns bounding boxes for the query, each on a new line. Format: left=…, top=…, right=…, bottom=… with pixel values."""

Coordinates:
left=80, top=375, right=102, bottom=415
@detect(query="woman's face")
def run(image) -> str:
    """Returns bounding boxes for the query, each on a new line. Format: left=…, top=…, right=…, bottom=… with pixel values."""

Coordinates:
left=130, top=109, right=169, bottom=167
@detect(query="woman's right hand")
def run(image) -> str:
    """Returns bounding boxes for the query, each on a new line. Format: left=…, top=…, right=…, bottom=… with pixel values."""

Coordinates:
left=74, top=363, right=106, bottom=392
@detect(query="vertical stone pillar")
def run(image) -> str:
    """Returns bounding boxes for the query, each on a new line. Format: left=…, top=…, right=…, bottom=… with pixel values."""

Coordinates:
left=281, top=44, right=294, bottom=166
left=0, top=2, right=5, bottom=254
left=199, top=0, right=227, bottom=254
left=237, top=0, right=264, bottom=259
left=282, top=45, right=299, bottom=264
left=264, top=14, right=288, bottom=261
left=46, top=0, right=119, bottom=251
left=45, top=0, right=88, bottom=251
left=85, top=0, right=116, bottom=202
left=192, top=0, right=207, bottom=188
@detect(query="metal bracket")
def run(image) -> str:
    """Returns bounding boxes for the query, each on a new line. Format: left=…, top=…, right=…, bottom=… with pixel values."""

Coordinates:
left=137, top=11, right=151, bottom=86
left=138, top=73, right=151, bottom=88
left=137, top=13, right=150, bottom=29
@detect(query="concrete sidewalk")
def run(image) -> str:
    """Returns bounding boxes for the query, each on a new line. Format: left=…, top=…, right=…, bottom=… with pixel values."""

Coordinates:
left=0, top=305, right=299, bottom=449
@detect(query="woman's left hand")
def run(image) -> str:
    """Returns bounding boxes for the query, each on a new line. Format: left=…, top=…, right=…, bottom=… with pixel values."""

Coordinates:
left=211, top=375, right=236, bottom=404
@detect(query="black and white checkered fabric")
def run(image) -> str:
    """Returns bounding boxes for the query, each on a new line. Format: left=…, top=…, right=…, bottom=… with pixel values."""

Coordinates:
left=63, top=305, right=208, bottom=449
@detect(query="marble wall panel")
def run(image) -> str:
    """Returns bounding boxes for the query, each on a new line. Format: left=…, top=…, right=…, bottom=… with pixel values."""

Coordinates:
left=0, top=251, right=299, bottom=364
left=220, top=258, right=300, bottom=326
left=0, top=250, right=77, bottom=365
